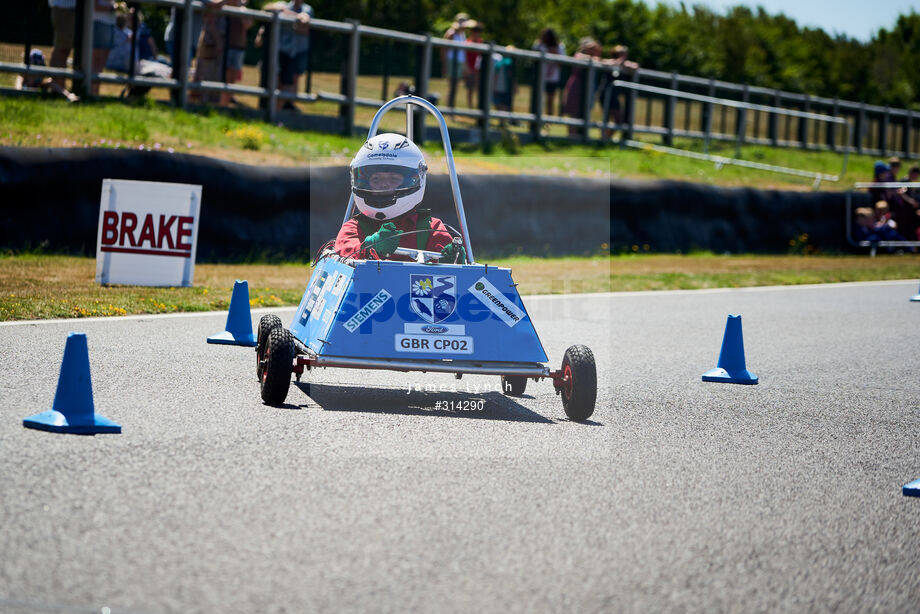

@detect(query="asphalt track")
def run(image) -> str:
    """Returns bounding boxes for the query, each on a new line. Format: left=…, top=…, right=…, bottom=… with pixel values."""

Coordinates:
left=1, top=281, right=918, bottom=613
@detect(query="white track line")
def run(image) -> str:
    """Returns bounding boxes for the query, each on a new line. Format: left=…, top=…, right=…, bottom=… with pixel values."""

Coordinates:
left=0, top=279, right=916, bottom=328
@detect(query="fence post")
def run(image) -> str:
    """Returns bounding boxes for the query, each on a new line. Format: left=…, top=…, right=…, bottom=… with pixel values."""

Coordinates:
left=340, top=20, right=360, bottom=136
left=903, top=109, right=913, bottom=157
left=624, top=70, right=638, bottom=143
left=79, top=0, right=95, bottom=98
left=827, top=98, right=838, bottom=151
left=71, top=0, right=85, bottom=94
left=798, top=94, right=810, bottom=150
left=413, top=34, right=432, bottom=144
left=580, top=59, right=595, bottom=143
left=264, top=10, right=280, bottom=123
left=531, top=50, right=546, bottom=141
left=480, top=42, right=495, bottom=146
left=735, top=84, right=748, bottom=158
left=854, top=102, right=865, bottom=154
left=879, top=106, right=890, bottom=155
left=664, top=72, right=677, bottom=146
left=176, top=0, right=194, bottom=108
left=768, top=89, right=780, bottom=146
left=702, top=78, right=715, bottom=153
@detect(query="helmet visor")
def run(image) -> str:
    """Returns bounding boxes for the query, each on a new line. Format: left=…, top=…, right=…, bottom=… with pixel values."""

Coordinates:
left=351, top=164, right=423, bottom=194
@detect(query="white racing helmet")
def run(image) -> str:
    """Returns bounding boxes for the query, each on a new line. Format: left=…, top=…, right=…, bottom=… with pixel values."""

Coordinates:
left=350, top=133, right=428, bottom=221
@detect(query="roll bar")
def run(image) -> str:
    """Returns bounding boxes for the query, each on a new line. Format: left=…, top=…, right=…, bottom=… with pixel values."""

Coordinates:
left=341, top=95, right=476, bottom=264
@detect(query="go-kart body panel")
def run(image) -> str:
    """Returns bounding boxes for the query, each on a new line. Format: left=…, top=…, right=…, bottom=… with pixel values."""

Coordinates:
left=290, top=255, right=548, bottom=364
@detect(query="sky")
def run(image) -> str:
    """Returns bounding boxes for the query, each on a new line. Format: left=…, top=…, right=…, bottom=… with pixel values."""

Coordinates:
left=661, top=0, right=914, bottom=41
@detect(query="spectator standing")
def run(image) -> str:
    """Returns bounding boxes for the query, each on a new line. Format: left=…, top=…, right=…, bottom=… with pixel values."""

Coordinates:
left=48, top=0, right=76, bottom=90
left=532, top=28, right=565, bottom=119
left=192, top=0, right=228, bottom=104
left=901, top=165, right=920, bottom=240
left=223, top=0, right=253, bottom=106
left=562, top=37, right=603, bottom=136
left=464, top=21, right=483, bottom=109
left=105, top=10, right=134, bottom=73
left=442, top=13, right=470, bottom=112
left=888, top=156, right=902, bottom=181
left=599, top=44, right=639, bottom=138
left=905, top=165, right=920, bottom=201
left=164, top=5, right=203, bottom=64
left=276, top=0, right=313, bottom=111
left=91, top=0, right=117, bottom=95
left=135, top=11, right=159, bottom=62
left=492, top=49, right=516, bottom=116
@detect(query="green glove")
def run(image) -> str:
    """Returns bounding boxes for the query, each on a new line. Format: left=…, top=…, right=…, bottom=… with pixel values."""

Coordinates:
left=440, top=240, right=466, bottom=264
left=362, top=222, right=400, bottom=256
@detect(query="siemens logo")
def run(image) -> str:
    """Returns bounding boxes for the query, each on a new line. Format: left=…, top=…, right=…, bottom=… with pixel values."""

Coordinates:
left=343, top=289, right=392, bottom=332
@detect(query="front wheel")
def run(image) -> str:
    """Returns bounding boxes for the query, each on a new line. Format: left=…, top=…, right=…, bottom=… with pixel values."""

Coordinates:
left=501, top=375, right=527, bottom=396
left=260, top=327, right=295, bottom=406
left=256, top=314, right=282, bottom=381
left=560, top=345, right=597, bottom=421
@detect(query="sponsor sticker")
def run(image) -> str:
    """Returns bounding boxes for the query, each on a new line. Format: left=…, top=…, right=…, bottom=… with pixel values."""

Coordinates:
left=330, top=273, right=347, bottom=296
left=403, top=323, right=466, bottom=335
left=321, top=308, right=333, bottom=323
left=395, top=334, right=474, bottom=354
left=468, top=277, right=525, bottom=327
left=343, top=289, right=392, bottom=333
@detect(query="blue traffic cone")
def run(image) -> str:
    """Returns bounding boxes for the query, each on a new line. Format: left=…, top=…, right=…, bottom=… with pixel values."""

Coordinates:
left=904, top=478, right=920, bottom=497
left=702, top=314, right=758, bottom=385
left=910, top=281, right=920, bottom=302
left=208, top=280, right=257, bottom=346
left=23, top=332, right=121, bottom=434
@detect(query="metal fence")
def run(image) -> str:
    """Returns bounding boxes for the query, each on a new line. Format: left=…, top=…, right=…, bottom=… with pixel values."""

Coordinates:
left=3, top=0, right=918, bottom=162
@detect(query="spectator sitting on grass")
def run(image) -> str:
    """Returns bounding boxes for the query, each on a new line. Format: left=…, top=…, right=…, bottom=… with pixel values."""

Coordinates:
left=18, top=47, right=79, bottom=101
left=853, top=207, right=879, bottom=242
left=873, top=201, right=904, bottom=241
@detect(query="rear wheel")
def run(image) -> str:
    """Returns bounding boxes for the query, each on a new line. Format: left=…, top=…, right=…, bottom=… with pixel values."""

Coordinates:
left=560, top=345, right=597, bottom=422
left=501, top=375, right=527, bottom=396
left=256, top=314, right=282, bottom=381
left=260, top=327, right=295, bottom=406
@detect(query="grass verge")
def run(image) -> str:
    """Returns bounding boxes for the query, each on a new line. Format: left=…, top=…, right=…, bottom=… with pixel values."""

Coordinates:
left=2, top=253, right=919, bottom=321
left=0, top=94, right=886, bottom=191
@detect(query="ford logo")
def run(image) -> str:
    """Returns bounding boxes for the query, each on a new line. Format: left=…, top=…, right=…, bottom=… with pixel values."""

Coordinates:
left=423, top=325, right=448, bottom=334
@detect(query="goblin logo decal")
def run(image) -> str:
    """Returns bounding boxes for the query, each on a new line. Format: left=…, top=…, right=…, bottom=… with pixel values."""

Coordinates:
left=410, top=274, right=456, bottom=324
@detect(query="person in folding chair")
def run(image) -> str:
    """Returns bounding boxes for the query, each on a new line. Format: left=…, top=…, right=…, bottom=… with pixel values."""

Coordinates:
left=334, top=133, right=466, bottom=264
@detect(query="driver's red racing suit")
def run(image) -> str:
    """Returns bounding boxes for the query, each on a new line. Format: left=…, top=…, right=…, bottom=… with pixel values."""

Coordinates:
left=334, top=209, right=453, bottom=261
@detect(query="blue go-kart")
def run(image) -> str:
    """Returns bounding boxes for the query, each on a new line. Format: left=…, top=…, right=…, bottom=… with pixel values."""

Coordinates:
left=256, top=96, right=597, bottom=421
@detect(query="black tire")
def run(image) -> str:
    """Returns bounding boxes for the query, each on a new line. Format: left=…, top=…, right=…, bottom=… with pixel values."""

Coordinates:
left=260, top=326, right=295, bottom=406
left=256, top=314, right=282, bottom=381
left=501, top=375, right=527, bottom=396
left=560, top=345, right=597, bottom=421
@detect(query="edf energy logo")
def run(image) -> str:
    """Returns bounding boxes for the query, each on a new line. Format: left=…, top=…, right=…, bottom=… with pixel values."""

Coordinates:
left=410, top=275, right=456, bottom=323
